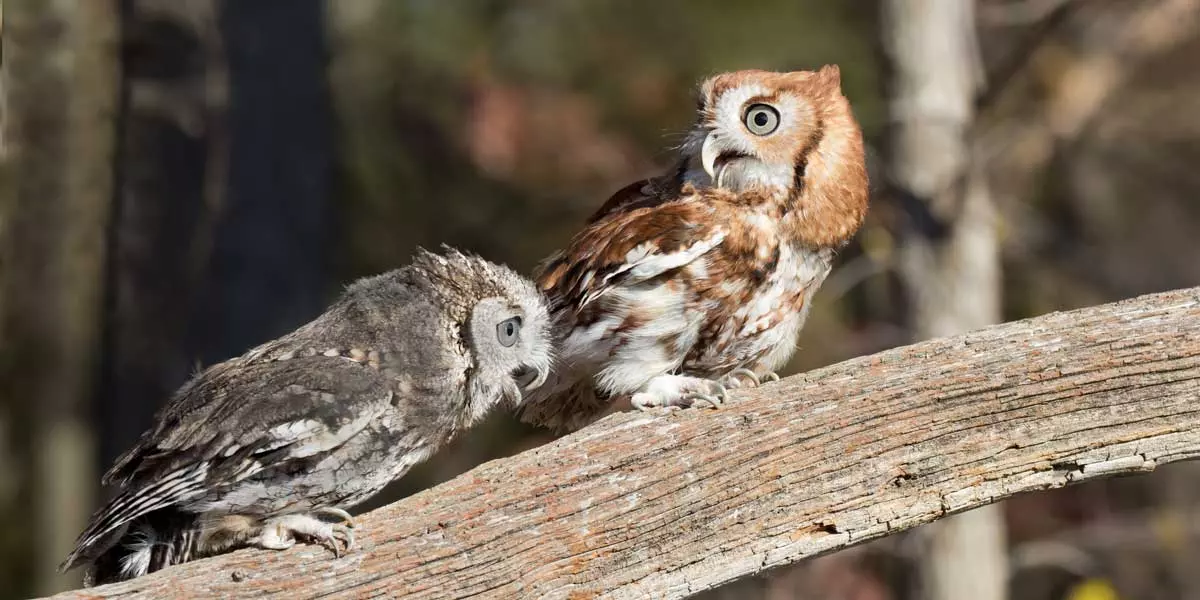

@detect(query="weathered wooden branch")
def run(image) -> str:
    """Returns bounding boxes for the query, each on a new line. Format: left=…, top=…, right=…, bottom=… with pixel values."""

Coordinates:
left=46, top=287, right=1200, bottom=599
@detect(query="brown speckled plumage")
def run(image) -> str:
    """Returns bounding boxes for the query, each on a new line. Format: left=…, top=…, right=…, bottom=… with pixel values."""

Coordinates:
left=520, top=67, right=868, bottom=431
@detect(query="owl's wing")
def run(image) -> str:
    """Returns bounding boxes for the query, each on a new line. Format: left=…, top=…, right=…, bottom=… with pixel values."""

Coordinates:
left=538, top=197, right=727, bottom=313
left=62, top=354, right=405, bottom=571
left=585, top=160, right=690, bottom=224
left=585, top=178, right=658, bottom=223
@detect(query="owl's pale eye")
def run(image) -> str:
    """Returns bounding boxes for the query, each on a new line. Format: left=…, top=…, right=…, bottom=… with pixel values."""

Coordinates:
left=496, top=316, right=522, bottom=347
left=744, top=104, right=780, bottom=136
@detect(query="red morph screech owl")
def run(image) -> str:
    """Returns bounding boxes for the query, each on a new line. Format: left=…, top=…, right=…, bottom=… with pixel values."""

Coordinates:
left=519, top=66, right=869, bottom=431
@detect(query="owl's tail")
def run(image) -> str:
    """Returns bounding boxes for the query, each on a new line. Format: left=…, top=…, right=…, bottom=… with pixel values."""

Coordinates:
left=84, top=508, right=202, bottom=586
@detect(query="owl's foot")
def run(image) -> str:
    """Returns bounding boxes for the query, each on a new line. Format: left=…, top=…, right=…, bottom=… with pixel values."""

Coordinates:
left=631, top=374, right=726, bottom=411
left=256, top=512, right=356, bottom=558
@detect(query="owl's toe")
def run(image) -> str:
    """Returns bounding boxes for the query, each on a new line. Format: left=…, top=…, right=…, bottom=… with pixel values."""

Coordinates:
left=631, top=392, right=664, bottom=411
left=631, top=375, right=726, bottom=411
left=256, top=521, right=298, bottom=551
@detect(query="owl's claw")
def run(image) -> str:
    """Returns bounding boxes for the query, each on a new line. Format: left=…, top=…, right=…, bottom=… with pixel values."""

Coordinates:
left=722, top=368, right=761, bottom=389
left=681, top=390, right=725, bottom=409
left=720, top=368, right=780, bottom=389
left=314, top=506, right=356, bottom=529
left=256, top=513, right=356, bottom=558
left=331, top=525, right=355, bottom=556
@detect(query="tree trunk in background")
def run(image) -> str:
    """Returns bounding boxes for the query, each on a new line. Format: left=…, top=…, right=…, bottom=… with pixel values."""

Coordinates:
left=0, top=0, right=120, bottom=594
left=194, top=0, right=331, bottom=366
left=101, top=0, right=331, bottom=469
left=882, top=2, right=1007, bottom=600
left=100, top=0, right=228, bottom=469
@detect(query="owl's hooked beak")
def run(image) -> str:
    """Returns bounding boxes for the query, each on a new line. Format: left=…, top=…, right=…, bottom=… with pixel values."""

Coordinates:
left=511, top=363, right=549, bottom=392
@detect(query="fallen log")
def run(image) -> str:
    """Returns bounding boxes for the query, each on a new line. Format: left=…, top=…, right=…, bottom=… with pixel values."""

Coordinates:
left=46, top=286, right=1200, bottom=599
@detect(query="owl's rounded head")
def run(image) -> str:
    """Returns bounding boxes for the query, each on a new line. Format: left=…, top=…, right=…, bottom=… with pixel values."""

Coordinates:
left=685, top=65, right=852, bottom=197
left=410, top=247, right=554, bottom=417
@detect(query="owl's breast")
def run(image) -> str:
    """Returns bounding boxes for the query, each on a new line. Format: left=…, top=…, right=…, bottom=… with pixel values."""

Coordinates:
left=684, top=241, right=832, bottom=375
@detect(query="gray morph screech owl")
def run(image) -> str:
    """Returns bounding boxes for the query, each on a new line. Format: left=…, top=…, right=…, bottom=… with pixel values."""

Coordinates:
left=61, top=248, right=554, bottom=584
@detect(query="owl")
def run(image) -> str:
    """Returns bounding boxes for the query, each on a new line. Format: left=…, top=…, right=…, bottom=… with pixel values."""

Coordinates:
left=61, top=248, right=553, bottom=584
left=519, top=66, right=868, bottom=431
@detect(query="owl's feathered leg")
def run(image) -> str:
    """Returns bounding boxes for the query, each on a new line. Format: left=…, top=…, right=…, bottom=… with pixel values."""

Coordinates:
left=256, top=512, right=355, bottom=557
left=630, top=374, right=726, bottom=411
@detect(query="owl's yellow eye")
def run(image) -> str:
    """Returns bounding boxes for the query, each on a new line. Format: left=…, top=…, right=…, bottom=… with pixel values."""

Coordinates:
left=744, top=104, right=780, bottom=136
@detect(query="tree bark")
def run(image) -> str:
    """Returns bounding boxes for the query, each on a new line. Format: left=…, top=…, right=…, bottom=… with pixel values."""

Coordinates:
left=41, top=285, right=1200, bottom=600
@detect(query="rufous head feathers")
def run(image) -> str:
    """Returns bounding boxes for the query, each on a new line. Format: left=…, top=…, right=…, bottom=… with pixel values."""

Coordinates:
left=682, top=66, right=868, bottom=247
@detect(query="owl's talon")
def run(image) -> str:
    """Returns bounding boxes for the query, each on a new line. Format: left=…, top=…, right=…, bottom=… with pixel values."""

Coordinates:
left=764, top=371, right=780, bottom=383
left=314, top=507, right=356, bottom=528
left=335, top=526, right=355, bottom=554
left=691, top=379, right=724, bottom=408
left=682, top=392, right=723, bottom=409
left=325, top=525, right=354, bottom=557
left=723, top=368, right=763, bottom=389
left=681, top=379, right=726, bottom=409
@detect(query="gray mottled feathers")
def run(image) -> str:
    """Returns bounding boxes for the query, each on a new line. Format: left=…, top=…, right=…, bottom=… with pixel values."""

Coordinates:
left=62, top=247, right=554, bottom=577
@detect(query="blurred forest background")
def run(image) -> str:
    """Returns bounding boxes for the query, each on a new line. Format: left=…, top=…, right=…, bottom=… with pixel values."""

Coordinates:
left=2, top=0, right=1200, bottom=598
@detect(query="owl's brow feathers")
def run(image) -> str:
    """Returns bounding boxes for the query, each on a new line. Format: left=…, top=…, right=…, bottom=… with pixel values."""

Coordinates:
left=407, top=248, right=508, bottom=319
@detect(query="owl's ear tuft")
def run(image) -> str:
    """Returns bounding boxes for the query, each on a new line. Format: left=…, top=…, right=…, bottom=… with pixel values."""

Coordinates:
left=816, top=64, right=841, bottom=89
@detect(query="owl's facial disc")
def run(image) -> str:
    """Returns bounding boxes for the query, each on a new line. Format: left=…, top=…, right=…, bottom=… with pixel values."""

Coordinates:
left=468, top=296, right=552, bottom=402
left=700, top=128, right=787, bottom=193
left=697, top=95, right=797, bottom=194
left=694, top=72, right=826, bottom=195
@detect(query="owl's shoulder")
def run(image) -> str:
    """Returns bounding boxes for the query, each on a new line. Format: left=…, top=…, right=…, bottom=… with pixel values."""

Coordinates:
left=538, top=191, right=733, bottom=309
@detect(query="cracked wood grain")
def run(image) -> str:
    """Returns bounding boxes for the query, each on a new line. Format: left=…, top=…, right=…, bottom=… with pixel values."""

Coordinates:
left=45, top=286, right=1200, bottom=599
